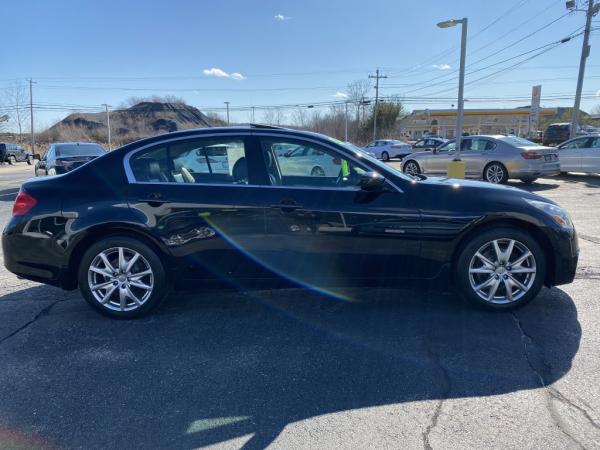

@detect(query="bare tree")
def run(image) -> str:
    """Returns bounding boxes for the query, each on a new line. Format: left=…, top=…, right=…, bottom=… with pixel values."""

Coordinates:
left=4, top=81, right=28, bottom=143
left=346, top=79, right=372, bottom=140
left=261, top=108, right=286, bottom=125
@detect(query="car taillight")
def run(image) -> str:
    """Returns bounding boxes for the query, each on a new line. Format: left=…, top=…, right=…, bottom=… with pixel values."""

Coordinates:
left=520, top=151, right=542, bottom=160
left=12, top=191, right=37, bottom=216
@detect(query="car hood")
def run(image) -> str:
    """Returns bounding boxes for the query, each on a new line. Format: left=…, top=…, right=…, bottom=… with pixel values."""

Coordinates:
left=416, top=176, right=558, bottom=205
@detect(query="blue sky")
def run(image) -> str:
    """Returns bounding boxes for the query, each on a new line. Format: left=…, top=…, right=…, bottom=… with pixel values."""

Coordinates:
left=1, top=0, right=599, bottom=128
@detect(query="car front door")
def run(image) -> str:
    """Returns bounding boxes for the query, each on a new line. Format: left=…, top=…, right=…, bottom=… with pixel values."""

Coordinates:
left=558, top=137, right=590, bottom=172
left=425, top=141, right=456, bottom=174
left=580, top=137, right=600, bottom=173
left=461, top=138, right=488, bottom=178
left=256, top=135, right=421, bottom=289
left=126, top=134, right=275, bottom=281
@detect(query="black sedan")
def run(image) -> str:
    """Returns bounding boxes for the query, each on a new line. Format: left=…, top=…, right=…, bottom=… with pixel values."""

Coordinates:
left=3, top=126, right=578, bottom=318
left=34, top=142, right=106, bottom=176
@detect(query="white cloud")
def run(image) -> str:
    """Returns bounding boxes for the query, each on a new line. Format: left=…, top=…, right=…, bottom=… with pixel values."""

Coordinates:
left=432, top=64, right=451, bottom=70
left=274, top=14, right=291, bottom=21
left=333, top=91, right=348, bottom=99
left=203, top=67, right=246, bottom=80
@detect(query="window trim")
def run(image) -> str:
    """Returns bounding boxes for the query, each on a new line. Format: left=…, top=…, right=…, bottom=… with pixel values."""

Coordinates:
left=123, top=131, right=404, bottom=193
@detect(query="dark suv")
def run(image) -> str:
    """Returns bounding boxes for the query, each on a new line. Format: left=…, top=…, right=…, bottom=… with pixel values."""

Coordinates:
left=0, top=143, right=32, bottom=165
left=542, top=123, right=588, bottom=146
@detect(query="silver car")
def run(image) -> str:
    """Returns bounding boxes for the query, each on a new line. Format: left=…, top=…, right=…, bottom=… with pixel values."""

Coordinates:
left=401, top=135, right=560, bottom=184
left=363, top=139, right=412, bottom=161
left=557, top=134, right=600, bottom=174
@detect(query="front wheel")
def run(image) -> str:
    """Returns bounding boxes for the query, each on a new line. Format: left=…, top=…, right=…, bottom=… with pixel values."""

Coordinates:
left=381, top=151, right=390, bottom=162
left=455, top=227, right=546, bottom=310
left=403, top=160, right=421, bottom=176
left=78, top=236, right=168, bottom=318
left=483, top=162, right=508, bottom=184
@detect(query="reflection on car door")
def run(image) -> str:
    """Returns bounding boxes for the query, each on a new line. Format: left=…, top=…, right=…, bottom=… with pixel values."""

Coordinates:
left=461, top=138, right=488, bottom=178
left=426, top=142, right=455, bottom=174
left=257, top=136, right=421, bottom=288
left=126, top=135, right=275, bottom=281
left=558, top=137, right=590, bottom=172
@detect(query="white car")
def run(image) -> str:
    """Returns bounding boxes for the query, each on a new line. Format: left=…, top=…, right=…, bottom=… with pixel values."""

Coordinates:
left=278, top=145, right=340, bottom=177
left=557, top=134, right=600, bottom=174
left=363, top=139, right=413, bottom=161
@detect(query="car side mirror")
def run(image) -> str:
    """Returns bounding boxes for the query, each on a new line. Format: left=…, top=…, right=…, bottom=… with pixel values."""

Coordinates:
left=359, top=171, right=386, bottom=192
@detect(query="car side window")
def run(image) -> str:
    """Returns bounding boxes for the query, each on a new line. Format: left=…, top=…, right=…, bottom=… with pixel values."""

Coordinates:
left=438, top=141, right=455, bottom=152
left=129, top=137, right=250, bottom=185
left=560, top=138, right=591, bottom=150
left=590, top=137, right=600, bottom=149
left=261, top=138, right=367, bottom=189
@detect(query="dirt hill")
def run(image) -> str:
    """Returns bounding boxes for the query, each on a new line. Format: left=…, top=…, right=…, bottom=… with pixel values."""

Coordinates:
left=41, top=101, right=220, bottom=147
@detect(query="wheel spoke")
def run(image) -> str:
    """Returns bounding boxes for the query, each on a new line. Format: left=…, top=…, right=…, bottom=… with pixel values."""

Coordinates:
left=90, top=266, right=112, bottom=278
left=91, top=280, right=114, bottom=291
left=129, top=269, right=152, bottom=280
left=504, top=240, right=515, bottom=264
left=118, top=247, right=126, bottom=272
left=475, top=252, right=496, bottom=269
left=101, top=284, right=118, bottom=303
left=510, top=267, right=536, bottom=274
left=511, top=251, right=532, bottom=267
left=469, top=267, right=495, bottom=274
left=119, top=287, right=128, bottom=310
left=503, top=278, right=514, bottom=302
left=125, top=253, right=140, bottom=273
left=475, top=276, right=496, bottom=291
left=508, top=275, right=528, bottom=292
left=99, top=252, right=115, bottom=273
left=126, top=287, right=142, bottom=305
left=487, top=279, right=501, bottom=300
left=492, top=240, right=502, bottom=262
left=129, top=280, right=152, bottom=290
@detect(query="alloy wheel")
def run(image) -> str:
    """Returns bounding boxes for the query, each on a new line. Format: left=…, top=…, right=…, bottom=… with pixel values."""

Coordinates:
left=468, top=238, right=536, bottom=305
left=87, top=247, right=154, bottom=312
left=485, top=164, right=505, bottom=184
left=404, top=161, right=420, bottom=176
left=381, top=151, right=390, bottom=161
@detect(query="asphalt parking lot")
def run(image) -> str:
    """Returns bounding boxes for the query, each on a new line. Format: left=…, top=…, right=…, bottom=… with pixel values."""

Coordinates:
left=0, top=163, right=599, bottom=449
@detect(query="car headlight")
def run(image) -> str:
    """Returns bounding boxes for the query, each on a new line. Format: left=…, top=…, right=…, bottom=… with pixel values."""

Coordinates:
left=525, top=199, right=573, bottom=229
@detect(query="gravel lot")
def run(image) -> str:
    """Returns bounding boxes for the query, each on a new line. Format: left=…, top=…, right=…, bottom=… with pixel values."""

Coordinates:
left=0, top=164, right=599, bottom=450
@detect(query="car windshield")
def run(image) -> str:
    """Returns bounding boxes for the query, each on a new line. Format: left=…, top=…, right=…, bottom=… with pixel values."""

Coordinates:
left=499, top=136, right=541, bottom=147
left=55, top=144, right=106, bottom=157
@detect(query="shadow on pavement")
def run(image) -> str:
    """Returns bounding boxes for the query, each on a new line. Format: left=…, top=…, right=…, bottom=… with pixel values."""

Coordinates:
left=0, top=187, right=19, bottom=203
left=0, top=284, right=581, bottom=449
left=508, top=180, right=560, bottom=192
left=557, top=173, right=600, bottom=189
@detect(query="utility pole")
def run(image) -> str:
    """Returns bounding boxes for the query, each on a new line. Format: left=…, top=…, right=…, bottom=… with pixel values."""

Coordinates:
left=102, top=104, right=112, bottom=150
left=29, top=79, right=35, bottom=155
left=224, top=102, right=230, bottom=126
left=570, top=0, right=598, bottom=138
left=369, top=69, right=387, bottom=140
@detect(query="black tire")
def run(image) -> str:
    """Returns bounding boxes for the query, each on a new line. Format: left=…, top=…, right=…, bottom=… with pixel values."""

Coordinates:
left=7, top=155, right=16, bottom=165
left=483, top=162, right=508, bottom=184
left=519, top=178, right=537, bottom=185
left=78, top=236, right=168, bottom=319
left=26, top=155, right=33, bottom=165
left=455, top=226, right=546, bottom=310
left=381, top=151, right=390, bottom=161
left=403, top=160, right=421, bottom=175
left=34, top=166, right=39, bottom=176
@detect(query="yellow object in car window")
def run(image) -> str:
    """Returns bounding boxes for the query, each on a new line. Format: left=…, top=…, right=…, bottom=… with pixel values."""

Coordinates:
left=341, top=159, right=350, bottom=177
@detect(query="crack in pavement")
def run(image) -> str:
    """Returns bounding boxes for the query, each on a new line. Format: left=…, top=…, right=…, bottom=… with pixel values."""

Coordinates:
left=575, top=266, right=600, bottom=280
left=510, top=311, right=600, bottom=448
left=0, top=299, right=68, bottom=345
left=420, top=338, right=452, bottom=450
left=579, top=234, right=600, bottom=245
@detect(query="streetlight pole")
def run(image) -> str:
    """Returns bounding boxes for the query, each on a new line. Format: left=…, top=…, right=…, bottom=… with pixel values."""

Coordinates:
left=437, top=17, right=468, bottom=178
left=29, top=79, right=35, bottom=155
left=102, top=104, right=112, bottom=151
left=224, top=101, right=230, bottom=126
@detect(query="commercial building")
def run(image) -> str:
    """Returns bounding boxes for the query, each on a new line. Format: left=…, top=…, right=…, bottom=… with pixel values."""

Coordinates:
left=401, top=107, right=575, bottom=139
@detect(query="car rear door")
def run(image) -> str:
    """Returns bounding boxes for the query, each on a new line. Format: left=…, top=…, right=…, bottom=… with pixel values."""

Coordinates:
left=125, top=133, right=274, bottom=281
left=256, top=135, right=421, bottom=288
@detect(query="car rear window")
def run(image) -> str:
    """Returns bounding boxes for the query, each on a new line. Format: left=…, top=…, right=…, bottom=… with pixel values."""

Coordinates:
left=499, top=136, right=541, bottom=147
left=55, top=144, right=106, bottom=157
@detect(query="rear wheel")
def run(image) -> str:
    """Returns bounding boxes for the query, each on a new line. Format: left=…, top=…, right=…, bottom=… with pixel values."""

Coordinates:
left=483, top=162, right=508, bottom=184
left=78, top=236, right=168, bottom=318
left=455, top=227, right=545, bottom=310
left=403, top=160, right=421, bottom=176
left=8, top=155, right=16, bottom=165
left=381, top=151, right=390, bottom=161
